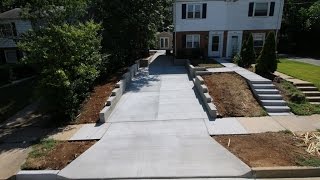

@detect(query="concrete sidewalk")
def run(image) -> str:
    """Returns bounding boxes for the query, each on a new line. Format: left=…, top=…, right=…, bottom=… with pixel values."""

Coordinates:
left=58, top=54, right=251, bottom=179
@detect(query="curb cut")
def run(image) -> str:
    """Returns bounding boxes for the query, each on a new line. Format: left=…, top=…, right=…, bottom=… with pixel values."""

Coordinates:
left=252, top=166, right=320, bottom=178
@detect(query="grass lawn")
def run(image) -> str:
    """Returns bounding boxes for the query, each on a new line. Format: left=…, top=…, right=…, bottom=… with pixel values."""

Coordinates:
left=0, top=79, right=36, bottom=123
left=278, top=59, right=320, bottom=89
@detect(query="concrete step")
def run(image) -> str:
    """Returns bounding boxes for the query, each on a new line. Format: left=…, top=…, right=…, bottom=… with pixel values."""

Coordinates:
left=268, top=112, right=292, bottom=116
left=250, top=80, right=272, bottom=84
left=256, top=89, right=280, bottom=94
left=294, top=82, right=314, bottom=87
left=297, top=86, right=318, bottom=91
left=258, top=94, right=283, bottom=100
left=311, top=102, right=320, bottom=105
left=306, top=96, right=320, bottom=102
left=265, top=106, right=291, bottom=113
left=303, top=91, right=320, bottom=97
left=252, top=84, right=275, bottom=89
left=261, top=100, right=286, bottom=106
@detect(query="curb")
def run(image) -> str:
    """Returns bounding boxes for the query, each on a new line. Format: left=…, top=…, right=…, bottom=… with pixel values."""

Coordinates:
left=16, top=170, right=60, bottom=180
left=252, top=166, right=320, bottom=178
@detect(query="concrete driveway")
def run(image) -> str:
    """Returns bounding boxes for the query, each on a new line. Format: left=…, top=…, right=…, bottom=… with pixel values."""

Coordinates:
left=58, top=54, right=251, bottom=179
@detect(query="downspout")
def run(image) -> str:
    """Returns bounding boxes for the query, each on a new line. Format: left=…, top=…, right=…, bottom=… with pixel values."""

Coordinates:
left=174, top=1, right=177, bottom=57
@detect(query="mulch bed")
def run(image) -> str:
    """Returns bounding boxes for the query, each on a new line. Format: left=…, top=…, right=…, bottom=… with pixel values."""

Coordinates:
left=23, top=141, right=96, bottom=170
left=202, top=72, right=266, bottom=117
left=214, top=132, right=320, bottom=167
left=75, top=69, right=127, bottom=124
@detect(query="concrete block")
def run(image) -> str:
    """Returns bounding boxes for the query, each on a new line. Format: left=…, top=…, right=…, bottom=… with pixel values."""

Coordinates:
left=195, top=71, right=212, bottom=76
left=201, top=84, right=208, bottom=93
left=196, top=75, right=204, bottom=84
left=17, top=170, right=59, bottom=180
left=106, top=96, right=116, bottom=106
left=207, top=102, right=217, bottom=118
left=204, top=93, right=212, bottom=103
left=111, top=88, right=121, bottom=96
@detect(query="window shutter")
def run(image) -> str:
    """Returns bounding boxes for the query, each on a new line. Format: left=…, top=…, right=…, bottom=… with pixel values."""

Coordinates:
left=182, top=34, right=186, bottom=48
left=182, top=4, right=186, bottom=19
left=11, top=22, right=17, bottom=36
left=269, top=2, right=275, bottom=16
left=248, top=2, right=254, bottom=17
left=202, top=3, right=207, bottom=19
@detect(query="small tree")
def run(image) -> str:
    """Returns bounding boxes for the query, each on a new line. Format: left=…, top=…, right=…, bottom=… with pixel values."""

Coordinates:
left=238, top=33, right=256, bottom=68
left=255, top=32, right=277, bottom=75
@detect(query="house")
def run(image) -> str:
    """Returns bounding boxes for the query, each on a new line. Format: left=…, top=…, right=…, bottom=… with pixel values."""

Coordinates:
left=156, top=32, right=173, bottom=50
left=173, top=0, right=284, bottom=58
left=0, top=8, right=32, bottom=64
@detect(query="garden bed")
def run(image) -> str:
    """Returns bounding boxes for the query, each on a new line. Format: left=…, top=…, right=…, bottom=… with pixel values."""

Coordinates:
left=273, top=79, right=320, bottom=115
left=75, top=69, right=127, bottom=124
left=214, top=132, right=320, bottom=167
left=202, top=72, right=266, bottom=117
left=190, top=59, right=223, bottom=68
left=22, top=139, right=96, bottom=170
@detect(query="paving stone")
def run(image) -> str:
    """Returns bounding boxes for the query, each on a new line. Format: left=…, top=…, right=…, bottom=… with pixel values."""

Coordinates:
left=274, top=71, right=294, bottom=79
left=272, top=115, right=318, bottom=132
left=69, top=123, right=110, bottom=141
left=205, top=118, right=248, bottom=135
left=237, top=117, right=286, bottom=133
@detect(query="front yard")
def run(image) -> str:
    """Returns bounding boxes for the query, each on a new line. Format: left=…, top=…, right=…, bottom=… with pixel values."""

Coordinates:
left=214, top=131, right=320, bottom=167
left=278, top=59, right=320, bottom=89
left=202, top=72, right=266, bottom=117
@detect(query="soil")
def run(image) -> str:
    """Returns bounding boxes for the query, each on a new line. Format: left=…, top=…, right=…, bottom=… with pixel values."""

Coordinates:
left=202, top=72, right=266, bottom=117
left=190, top=59, right=223, bottom=68
left=75, top=69, right=126, bottom=124
left=23, top=141, right=96, bottom=170
left=214, top=132, right=320, bottom=167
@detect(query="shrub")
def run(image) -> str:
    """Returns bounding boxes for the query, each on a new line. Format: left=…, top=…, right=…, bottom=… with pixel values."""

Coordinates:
left=18, top=21, right=102, bottom=120
left=256, top=32, right=277, bottom=74
left=290, top=92, right=306, bottom=103
left=233, top=54, right=242, bottom=64
left=238, top=34, right=256, bottom=68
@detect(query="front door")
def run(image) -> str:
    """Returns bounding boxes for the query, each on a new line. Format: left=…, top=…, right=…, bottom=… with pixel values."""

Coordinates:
left=208, top=32, right=223, bottom=57
left=231, top=36, right=239, bottom=57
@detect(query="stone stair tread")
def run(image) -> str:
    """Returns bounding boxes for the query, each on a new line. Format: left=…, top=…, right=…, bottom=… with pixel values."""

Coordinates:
left=261, top=100, right=286, bottom=103
left=306, top=96, right=320, bottom=99
left=268, top=112, right=292, bottom=116
left=252, top=84, right=275, bottom=89
left=311, top=102, right=320, bottom=105
left=265, top=106, right=290, bottom=109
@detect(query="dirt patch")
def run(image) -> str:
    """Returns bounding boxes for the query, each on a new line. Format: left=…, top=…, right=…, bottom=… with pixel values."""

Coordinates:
left=23, top=140, right=96, bottom=170
left=75, top=69, right=126, bottom=124
left=190, top=59, right=223, bottom=68
left=214, top=132, right=320, bottom=167
left=203, top=72, right=266, bottom=117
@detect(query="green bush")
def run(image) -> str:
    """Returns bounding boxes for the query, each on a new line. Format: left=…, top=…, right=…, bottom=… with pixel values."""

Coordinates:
left=238, top=33, right=256, bottom=68
left=18, top=21, right=102, bottom=120
left=233, top=54, right=242, bottom=64
left=256, top=32, right=277, bottom=74
left=290, top=92, right=306, bottom=103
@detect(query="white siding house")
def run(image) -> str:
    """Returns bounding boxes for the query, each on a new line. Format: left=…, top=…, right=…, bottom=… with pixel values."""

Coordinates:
left=0, top=8, right=33, bottom=63
left=174, top=0, right=284, bottom=58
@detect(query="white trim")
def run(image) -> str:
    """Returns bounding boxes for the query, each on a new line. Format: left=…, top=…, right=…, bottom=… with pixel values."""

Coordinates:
left=226, top=31, right=243, bottom=58
left=208, top=31, right=224, bottom=57
left=186, top=34, right=200, bottom=48
left=160, top=37, right=170, bottom=49
left=252, top=2, right=271, bottom=17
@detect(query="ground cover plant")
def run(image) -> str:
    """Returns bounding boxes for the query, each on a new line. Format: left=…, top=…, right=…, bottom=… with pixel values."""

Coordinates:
left=202, top=72, right=266, bottom=117
left=190, top=59, right=223, bottom=68
left=214, top=132, right=320, bottom=167
left=274, top=79, right=320, bottom=115
left=22, top=139, right=96, bottom=170
left=277, top=59, right=320, bottom=89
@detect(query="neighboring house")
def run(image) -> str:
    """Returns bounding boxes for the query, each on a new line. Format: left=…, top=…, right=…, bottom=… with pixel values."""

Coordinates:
left=0, top=8, right=32, bottom=64
left=173, top=0, right=284, bottom=58
left=156, top=32, right=173, bottom=50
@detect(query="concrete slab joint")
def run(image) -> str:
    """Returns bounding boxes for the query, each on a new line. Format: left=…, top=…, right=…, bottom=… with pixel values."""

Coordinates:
left=99, top=61, right=140, bottom=123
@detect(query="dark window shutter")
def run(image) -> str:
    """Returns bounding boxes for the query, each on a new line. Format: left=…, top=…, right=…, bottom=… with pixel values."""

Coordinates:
left=269, top=2, right=275, bottom=16
left=182, top=34, right=186, bottom=48
left=202, top=3, right=207, bottom=19
left=11, top=22, right=17, bottom=36
left=182, top=4, right=186, bottom=19
left=248, top=2, right=254, bottom=17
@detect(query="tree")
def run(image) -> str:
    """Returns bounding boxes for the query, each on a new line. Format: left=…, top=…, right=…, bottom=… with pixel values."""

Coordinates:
left=256, top=32, right=277, bottom=75
left=18, top=21, right=102, bottom=120
left=237, top=34, right=256, bottom=68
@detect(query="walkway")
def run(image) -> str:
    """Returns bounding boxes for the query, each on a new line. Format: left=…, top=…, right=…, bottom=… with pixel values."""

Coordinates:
left=58, top=54, right=251, bottom=179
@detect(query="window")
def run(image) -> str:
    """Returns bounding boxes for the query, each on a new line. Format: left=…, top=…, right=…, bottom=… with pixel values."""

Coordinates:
left=0, top=23, right=14, bottom=37
left=160, top=37, right=169, bottom=49
left=187, top=4, right=202, bottom=19
left=186, top=34, right=200, bottom=48
left=212, top=36, right=220, bottom=51
left=253, top=33, right=265, bottom=47
left=255, top=3, right=269, bottom=16
left=248, top=2, right=275, bottom=17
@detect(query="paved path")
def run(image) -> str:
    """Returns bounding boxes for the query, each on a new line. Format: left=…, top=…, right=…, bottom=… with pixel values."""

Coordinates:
left=59, top=54, right=251, bottom=179
left=287, top=57, right=320, bottom=66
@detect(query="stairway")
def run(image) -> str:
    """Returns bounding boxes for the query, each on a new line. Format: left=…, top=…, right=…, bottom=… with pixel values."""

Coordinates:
left=251, top=80, right=291, bottom=116
left=295, top=82, right=320, bottom=105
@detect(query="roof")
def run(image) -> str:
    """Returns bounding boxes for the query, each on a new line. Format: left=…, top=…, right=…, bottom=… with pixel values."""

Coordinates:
left=0, top=8, right=22, bottom=20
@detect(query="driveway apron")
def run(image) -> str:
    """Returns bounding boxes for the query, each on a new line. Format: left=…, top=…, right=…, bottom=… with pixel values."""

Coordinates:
left=58, top=54, right=251, bottom=179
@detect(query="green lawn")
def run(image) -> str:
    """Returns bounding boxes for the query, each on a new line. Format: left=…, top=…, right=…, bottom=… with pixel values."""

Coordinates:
left=278, top=59, right=320, bottom=89
left=0, top=79, right=36, bottom=123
